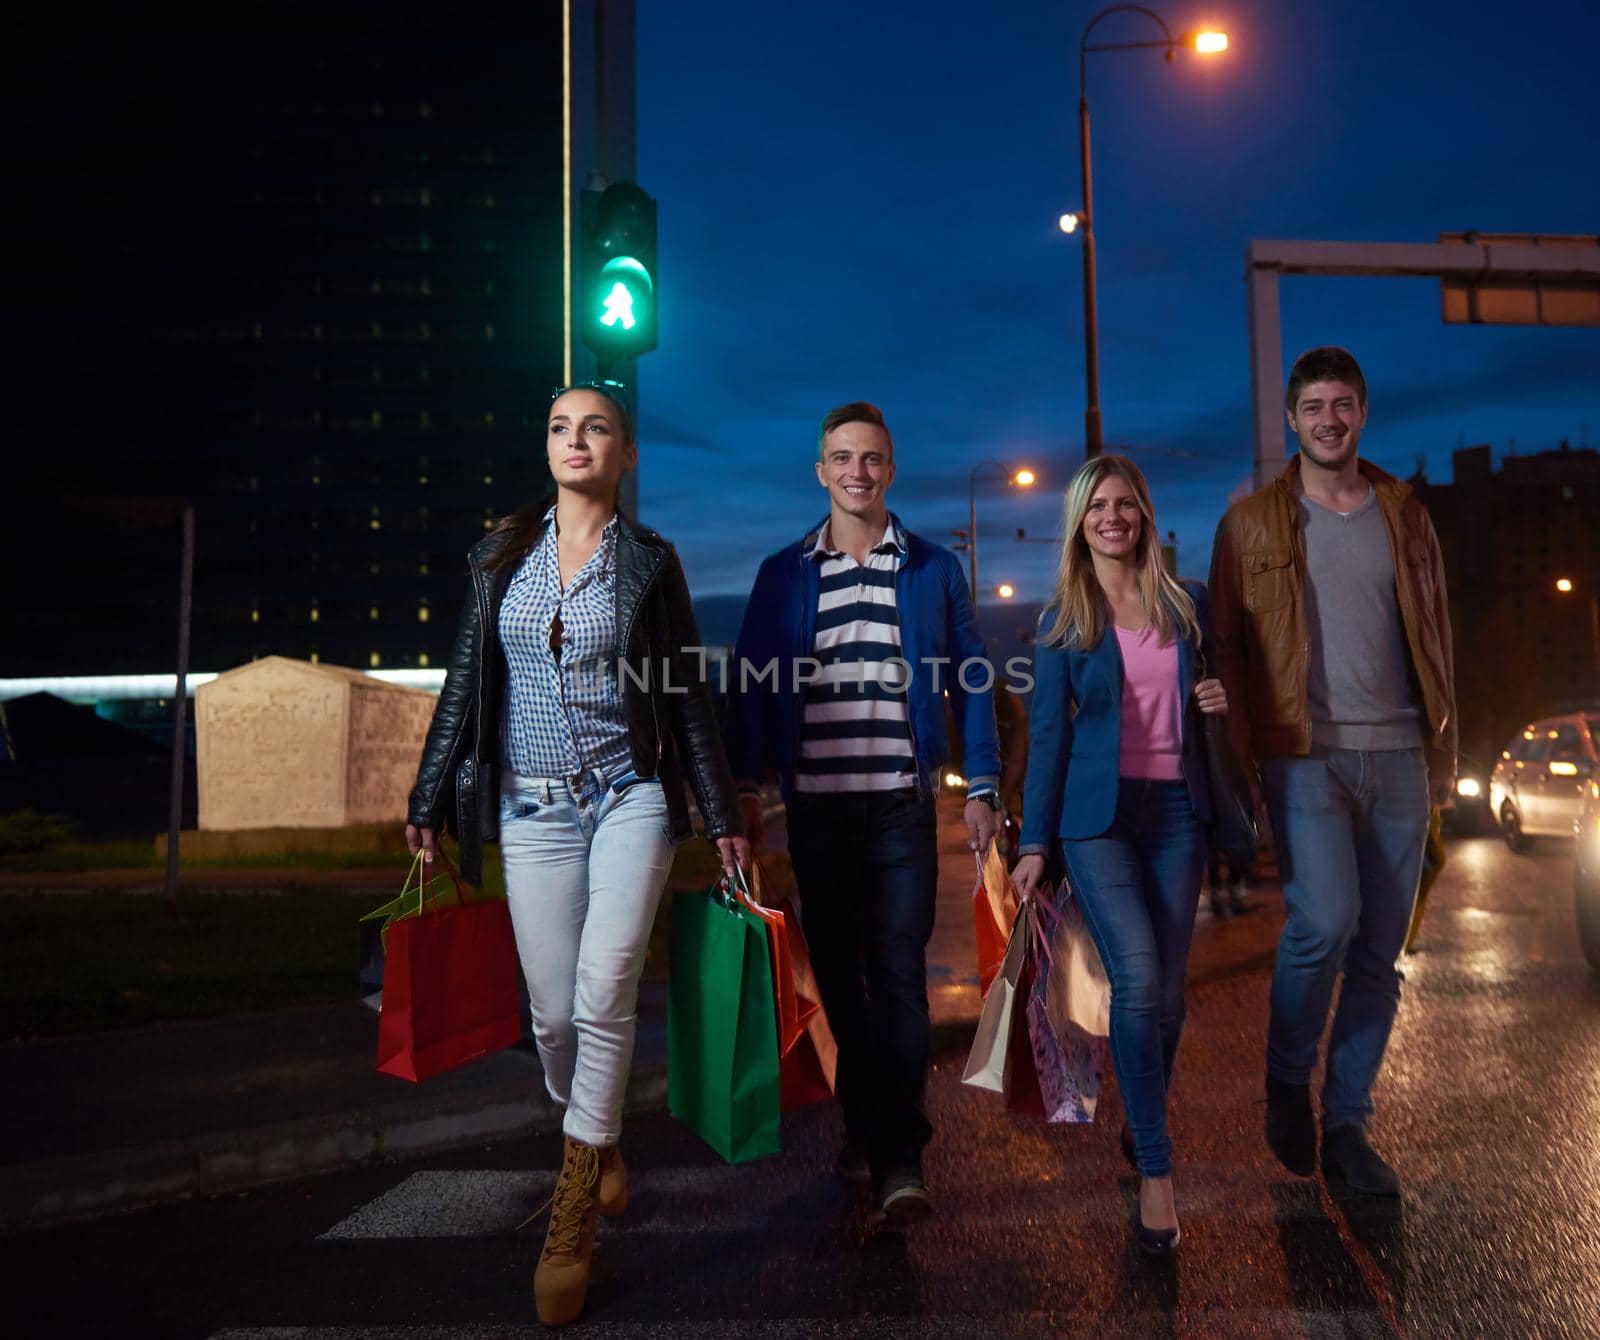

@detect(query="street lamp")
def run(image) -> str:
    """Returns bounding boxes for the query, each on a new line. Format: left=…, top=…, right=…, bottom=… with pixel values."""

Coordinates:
left=1073, top=7, right=1229, bottom=459
left=997, top=583, right=1017, bottom=600
left=1554, top=577, right=1600, bottom=674
left=967, top=461, right=1037, bottom=613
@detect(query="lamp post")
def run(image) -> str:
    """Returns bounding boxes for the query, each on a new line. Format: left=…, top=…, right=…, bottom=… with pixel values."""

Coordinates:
left=1074, top=7, right=1228, bottom=459
left=968, top=462, right=1036, bottom=613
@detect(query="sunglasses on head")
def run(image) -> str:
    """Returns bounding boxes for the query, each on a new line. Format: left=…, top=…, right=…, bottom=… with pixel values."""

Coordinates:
left=550, top=379, right=628, bottom=404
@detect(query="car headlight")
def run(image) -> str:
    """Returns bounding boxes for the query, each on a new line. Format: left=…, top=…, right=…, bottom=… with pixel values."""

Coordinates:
left=1456, top=777, right=1482, bottom=799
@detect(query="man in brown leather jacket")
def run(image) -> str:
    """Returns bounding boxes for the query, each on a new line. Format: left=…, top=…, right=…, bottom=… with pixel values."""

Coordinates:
left=1209, top=346, right=1455, bottom=1197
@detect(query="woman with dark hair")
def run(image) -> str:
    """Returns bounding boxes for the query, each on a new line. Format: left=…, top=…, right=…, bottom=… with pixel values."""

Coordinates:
left=1012, top=454, right=1227, bottom=1258
left=405, top=381, right=748, bottom=1326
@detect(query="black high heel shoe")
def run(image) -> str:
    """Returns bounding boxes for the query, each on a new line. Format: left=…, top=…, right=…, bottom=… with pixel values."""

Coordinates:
left=1134, top=1215, right=1181, bottom=1258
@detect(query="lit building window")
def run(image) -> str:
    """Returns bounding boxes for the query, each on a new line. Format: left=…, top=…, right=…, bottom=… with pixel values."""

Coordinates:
left=370, top=652, right=381, bottom=668
left=418, top=606, right=430, bottom=623
left=250, top=606, right=260, bottom=624
left=370, top=562, right=381, bottom=576
left=310, top=652, right=320, bottom=664
left=484, top=324, right=495, bottom=340
left=310, top=606, right=320, bottom=623
left=419, top=474, right=429, bottom=485
left=419, top=562, right=430, bottom=576
left=369, top=606, right=380, bottom=621
left=418, top=652, right=430, bottom=668
left=483, top=474, right=493, bottom=486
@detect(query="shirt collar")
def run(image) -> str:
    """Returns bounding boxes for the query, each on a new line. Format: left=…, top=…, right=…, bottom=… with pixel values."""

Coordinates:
left=805, top=514, right=906, bottom=561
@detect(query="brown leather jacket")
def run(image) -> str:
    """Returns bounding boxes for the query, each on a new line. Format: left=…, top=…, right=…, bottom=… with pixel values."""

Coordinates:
left=1208, top=457, right=1456, bottom=792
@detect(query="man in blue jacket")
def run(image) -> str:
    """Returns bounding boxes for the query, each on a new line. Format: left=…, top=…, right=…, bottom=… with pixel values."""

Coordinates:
left=727, top=401, right=1001, bottom=1226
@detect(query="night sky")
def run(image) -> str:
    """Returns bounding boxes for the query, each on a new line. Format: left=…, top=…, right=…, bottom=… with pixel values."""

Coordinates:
left=632, top=0, right=1599, bottom=605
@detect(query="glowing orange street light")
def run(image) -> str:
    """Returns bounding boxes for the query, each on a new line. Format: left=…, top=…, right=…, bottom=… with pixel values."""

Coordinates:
left=968, top=463, right=1040, bottom=612
left=1556, top=577, right=1575, bottom=593
left=997, top=583, right=1017, bottom=600
left=1073, top=10, right=1233, bottom=459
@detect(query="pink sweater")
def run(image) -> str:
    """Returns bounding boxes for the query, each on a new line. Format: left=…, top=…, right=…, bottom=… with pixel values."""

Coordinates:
left=1114, top=625, right=1183, bottom=780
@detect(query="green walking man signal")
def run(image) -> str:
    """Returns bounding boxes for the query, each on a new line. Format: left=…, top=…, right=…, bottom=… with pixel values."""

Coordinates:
left=581, top=182, right=658, bottom=360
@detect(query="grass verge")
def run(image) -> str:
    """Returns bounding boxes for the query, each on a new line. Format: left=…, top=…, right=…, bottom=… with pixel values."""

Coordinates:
left=1, top=843, right=793, bottom=1041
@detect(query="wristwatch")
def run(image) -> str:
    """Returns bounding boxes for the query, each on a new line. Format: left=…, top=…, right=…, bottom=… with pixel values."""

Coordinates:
left=972, top=791, right=1003, bottom=812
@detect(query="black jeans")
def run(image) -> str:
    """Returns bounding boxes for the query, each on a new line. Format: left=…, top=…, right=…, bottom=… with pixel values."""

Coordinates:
left=785, top=789, right=939, bottom=1179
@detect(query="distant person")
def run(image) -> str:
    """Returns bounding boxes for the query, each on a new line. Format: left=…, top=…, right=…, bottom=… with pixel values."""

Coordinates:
left=1206, top=840, right=1250, bottom=920
left=726, top=400, right=1000, bottom=1227
left=1012, top=454, right=1227, bottom=1259
left=404, top=381, right=749, bottom=1327
left=1209, top=346, right=1455, bottom=1197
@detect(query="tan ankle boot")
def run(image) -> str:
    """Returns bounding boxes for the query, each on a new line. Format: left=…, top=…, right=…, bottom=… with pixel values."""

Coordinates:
left=595, top=1142, right=627, bottom=1218
left=534, top=1136, right=601, bottom=1327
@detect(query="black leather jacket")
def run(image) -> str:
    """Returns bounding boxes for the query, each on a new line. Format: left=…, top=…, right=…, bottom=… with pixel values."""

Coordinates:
left=407, top=511, right=741, bottom=886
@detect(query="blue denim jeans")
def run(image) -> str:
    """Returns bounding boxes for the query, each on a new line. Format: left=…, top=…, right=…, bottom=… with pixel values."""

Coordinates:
left=1061, top=779, right=1206, bottom=1178
left=498, top=767, right=677, bottom=1147
left=785, top=790, right=939, bottom=1179
left=1261, top=746, right=1429, bottom=1132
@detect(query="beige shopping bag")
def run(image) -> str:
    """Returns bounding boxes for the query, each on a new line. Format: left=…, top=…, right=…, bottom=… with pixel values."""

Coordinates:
left=1042, top=887, right=1111, bottom=1041
left=962, top=900, right=1034, bottom=1093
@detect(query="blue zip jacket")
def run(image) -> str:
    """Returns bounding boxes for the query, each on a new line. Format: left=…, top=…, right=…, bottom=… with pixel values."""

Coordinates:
left=1019, top=580, right=1215, bottom=845
left=727, top=512, right=1000, bottom=799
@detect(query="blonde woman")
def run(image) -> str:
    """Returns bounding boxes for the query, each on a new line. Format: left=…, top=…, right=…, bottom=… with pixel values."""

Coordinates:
left=1012, top=455, right=1227, bottom=1258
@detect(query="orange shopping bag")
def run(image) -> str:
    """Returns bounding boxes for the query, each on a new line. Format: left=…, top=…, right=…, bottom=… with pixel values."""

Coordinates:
left=974, top=843, right=1020, bottom=996
left=737, top=862, right=837, bottom=1111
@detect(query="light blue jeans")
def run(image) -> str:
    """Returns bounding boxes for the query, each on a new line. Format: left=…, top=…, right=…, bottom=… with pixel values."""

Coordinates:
left=1262, top=746, right=1429, bottom=1132
left=499, top=768, right=676, bottom=1147
left=1061, top=779, right=1207, bottom=1179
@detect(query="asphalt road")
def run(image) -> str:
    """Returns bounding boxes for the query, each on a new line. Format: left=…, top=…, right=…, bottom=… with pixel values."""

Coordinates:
left=8, top=830, right=1599, bottom=1338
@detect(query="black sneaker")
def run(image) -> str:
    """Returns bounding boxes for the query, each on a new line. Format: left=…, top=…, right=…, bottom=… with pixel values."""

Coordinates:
left=1265, top=1075, right=1317, bottom=1176
left=1321, top=1126, right=1401, bottom=1197
left=870, top=1170, right=933, bottom=1228
left=834, top=1137, right=870, bottom=1183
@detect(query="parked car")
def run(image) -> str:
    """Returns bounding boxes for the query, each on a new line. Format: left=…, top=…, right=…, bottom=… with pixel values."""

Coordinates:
left=1577, top=774, right=1600, bottom=970
left=1488, top=711, right=1600, bottom=853
left=1445, top=751, right=1491, bottom=835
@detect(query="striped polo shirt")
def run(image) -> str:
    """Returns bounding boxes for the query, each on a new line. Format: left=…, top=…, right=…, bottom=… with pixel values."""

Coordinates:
left=794, top=518, right=918, bottom=794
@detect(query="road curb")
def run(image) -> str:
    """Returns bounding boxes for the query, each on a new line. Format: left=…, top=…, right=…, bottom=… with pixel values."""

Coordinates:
left=0, top=1055, right=668, bottom=1234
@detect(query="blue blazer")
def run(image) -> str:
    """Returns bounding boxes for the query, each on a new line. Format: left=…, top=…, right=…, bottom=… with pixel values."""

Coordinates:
left=1019, top=580, right=1215, bottom=845
left=726, top=512, right=1000, bottom=799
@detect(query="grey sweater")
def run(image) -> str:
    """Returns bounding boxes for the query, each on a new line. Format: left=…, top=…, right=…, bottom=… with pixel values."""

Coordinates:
left=1298, top=488, right=1423, bottom=752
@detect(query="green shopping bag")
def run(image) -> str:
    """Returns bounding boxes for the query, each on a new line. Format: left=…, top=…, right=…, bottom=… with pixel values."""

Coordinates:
left=667, top=883, right=782, bottom=1163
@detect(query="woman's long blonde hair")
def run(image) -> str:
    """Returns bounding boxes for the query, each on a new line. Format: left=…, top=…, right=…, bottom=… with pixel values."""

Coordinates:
left=1041, top=454, right=1200, bottom=651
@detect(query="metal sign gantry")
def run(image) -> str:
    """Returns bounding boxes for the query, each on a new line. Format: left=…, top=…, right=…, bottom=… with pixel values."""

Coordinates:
left=1247, top=235, right=1600, bottom=489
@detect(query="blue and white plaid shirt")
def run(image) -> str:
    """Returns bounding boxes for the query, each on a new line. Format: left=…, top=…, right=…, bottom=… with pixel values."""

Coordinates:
left=499, top=508, right=633, bottom=782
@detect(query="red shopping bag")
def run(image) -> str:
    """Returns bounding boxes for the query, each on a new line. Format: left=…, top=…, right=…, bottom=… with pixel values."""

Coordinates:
left=375, top=862, right=523, bottom=1083
left=1004, top=952, right=1045, bottom=1118
left=974, top=845, right=1019, bottom=996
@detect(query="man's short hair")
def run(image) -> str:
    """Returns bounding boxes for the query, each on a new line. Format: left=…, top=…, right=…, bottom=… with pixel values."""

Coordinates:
left=818, top=401, right=893, bottom=459
left=1286, top=346, right=1367, bottom=413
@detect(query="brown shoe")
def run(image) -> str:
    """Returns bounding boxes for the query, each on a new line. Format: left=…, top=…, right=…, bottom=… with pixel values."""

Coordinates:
left=534, top=1136, right=602, bottom=1327
left=596, top=1142, right=627, bottom=1218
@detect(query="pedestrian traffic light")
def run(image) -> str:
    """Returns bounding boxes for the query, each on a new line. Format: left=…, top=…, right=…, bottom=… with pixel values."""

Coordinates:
left=580, top=181, right=658, bottom=361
